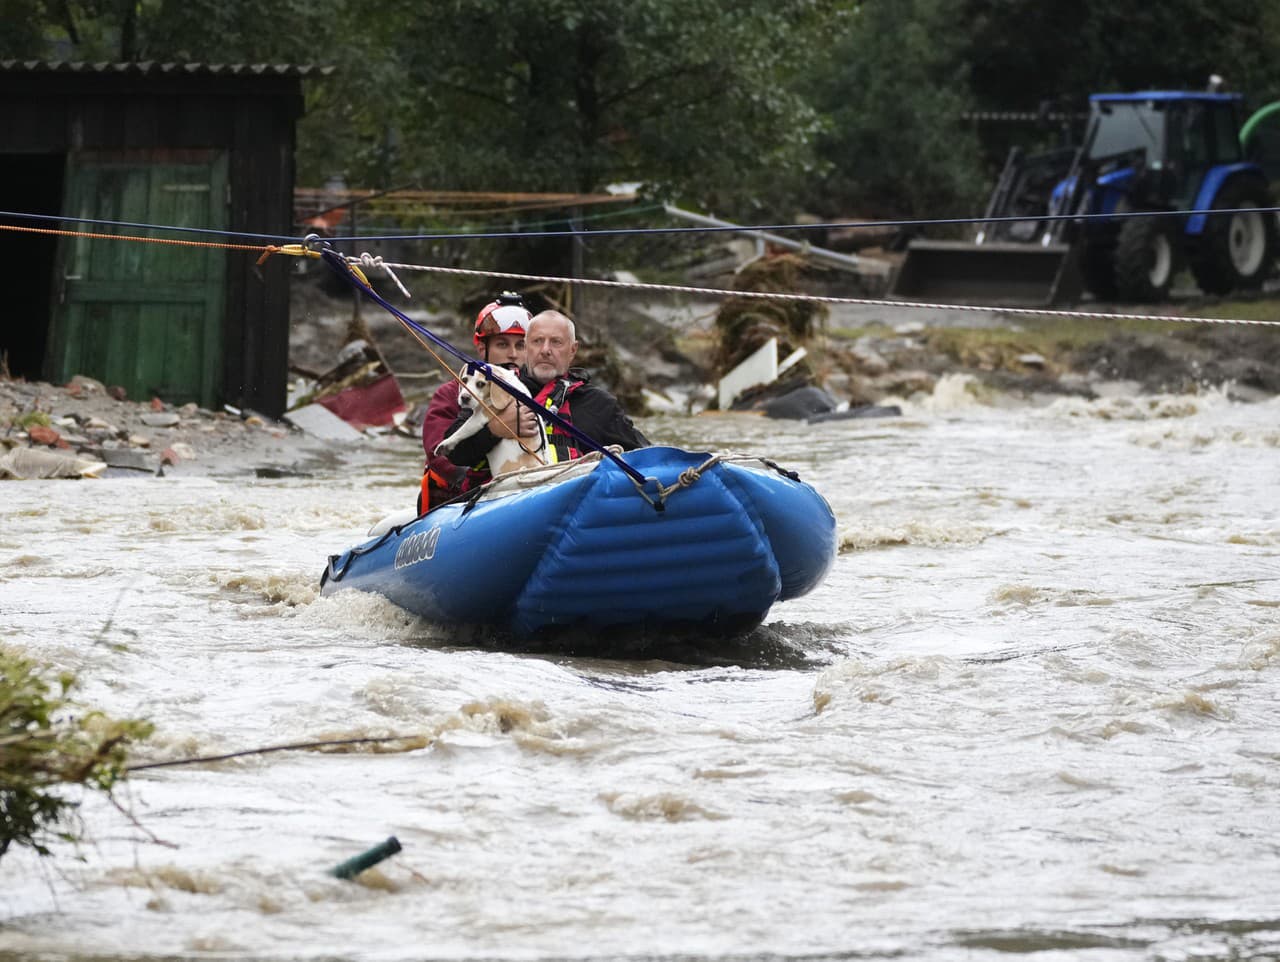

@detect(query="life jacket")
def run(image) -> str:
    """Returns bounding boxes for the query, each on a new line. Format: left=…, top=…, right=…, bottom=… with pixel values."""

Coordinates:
left=533, top=375, right=587, bottom=463
left=421, top=462, right=498, bottom=513
left=419, top=463, right=475, bottom=514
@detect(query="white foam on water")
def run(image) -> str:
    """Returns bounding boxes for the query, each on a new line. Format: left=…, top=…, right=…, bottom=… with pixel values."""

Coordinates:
left=881, top=372, right=982, bottom=414
left=4, top=399, right=1280, bottom=960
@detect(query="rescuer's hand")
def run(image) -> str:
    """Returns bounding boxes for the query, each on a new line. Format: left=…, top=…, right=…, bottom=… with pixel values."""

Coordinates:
left=492, top=402, right=539, bottom=438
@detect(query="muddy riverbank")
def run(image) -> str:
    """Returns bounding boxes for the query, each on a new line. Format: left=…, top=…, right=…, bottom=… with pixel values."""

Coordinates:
left=5, top=281, right=1279, bottom=480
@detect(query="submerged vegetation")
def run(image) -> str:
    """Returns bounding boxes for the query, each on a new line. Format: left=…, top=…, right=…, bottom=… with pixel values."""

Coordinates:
left=0, top=648, right=152, bottom=862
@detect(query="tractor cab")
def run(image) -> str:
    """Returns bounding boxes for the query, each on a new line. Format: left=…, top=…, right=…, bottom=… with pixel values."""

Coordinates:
left=1069, top=92, right=1273, bottom=301
left=1081, top=93, right=1246, bottom=219
left=891, top=89, right=1277, bottom=306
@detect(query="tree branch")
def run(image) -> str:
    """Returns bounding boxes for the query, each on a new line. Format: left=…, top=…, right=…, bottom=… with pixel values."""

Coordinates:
left=600, top=62, right=720, bottom=110
left=431, top=78, right=519, bottom=112
left=118, top=0, right=138, bottom=61
left=625, top=85, right=733, bottom=127
left=57, top=0, right=80, bottom=45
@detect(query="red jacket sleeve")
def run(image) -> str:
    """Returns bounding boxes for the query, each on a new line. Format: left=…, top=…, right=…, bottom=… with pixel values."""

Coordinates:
left=421, top=380, right=465, bottom=482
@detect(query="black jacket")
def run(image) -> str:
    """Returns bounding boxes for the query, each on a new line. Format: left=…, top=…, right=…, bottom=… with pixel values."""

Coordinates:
left=442, top=367, right=649, bottom=469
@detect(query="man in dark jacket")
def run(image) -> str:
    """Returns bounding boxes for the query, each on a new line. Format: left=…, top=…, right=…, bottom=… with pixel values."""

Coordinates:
left=441, top=310, right=648, bottom=480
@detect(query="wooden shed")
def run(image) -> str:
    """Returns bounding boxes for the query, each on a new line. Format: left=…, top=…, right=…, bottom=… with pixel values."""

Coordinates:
left=0, top=61, right=323, bottom=417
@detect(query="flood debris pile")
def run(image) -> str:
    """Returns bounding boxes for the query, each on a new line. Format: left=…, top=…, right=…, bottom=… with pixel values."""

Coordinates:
left=696, top=245, right=1280, bottom=414
left=287, top=338, right=407, bottom=433
left=714, top=254, right=825, bottom=380
left=0, top=375, right=296, bottom=480
left=710, top=254, right=905, bottom=420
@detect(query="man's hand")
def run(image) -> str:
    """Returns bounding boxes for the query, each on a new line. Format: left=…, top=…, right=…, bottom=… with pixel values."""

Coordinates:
left=491, top=401, right=540, bottom=438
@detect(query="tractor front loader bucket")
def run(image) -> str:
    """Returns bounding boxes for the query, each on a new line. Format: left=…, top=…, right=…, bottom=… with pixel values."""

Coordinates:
left=890, top=239, right=1082, bottom=307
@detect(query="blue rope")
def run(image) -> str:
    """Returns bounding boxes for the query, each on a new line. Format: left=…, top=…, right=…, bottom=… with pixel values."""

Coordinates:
left=0, top=208, right=294, bottom=242
left=5, top=204, right=1279, bottom=247
left=317, top=248, right=649, bottom=487
left=322, top=205, right=1280, bottom=243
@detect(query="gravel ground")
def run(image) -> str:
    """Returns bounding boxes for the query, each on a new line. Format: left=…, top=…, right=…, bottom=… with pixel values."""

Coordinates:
left=0, top=375, right=351, bottom=480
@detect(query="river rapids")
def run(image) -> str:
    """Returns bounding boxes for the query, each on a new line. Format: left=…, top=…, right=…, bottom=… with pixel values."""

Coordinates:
left=2, top=376, right=1279, bottom=962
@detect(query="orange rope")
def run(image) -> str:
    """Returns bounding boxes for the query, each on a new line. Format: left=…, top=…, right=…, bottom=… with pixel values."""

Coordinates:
left=362, top=198, right=627, bottom=219
left=1, top=217, right=522, bottom=460
left=0, top=222, right=330, bottom=274
left=0, top=221, right=270, bottom=252
left=395, top=314, right=543, bottom=459
left=321, top=254, right=542, bottom=460
left=294, top=188, right=634, bottom=205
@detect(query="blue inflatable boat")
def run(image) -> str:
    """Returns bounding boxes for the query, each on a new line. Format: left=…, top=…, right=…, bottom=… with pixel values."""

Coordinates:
left=321, top=446, right=836, bottom=637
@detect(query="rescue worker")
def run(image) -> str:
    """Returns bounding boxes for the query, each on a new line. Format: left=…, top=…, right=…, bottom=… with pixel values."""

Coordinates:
left=418, top=293, right=531, bottom=512
left=440, top=309, right=648, bottom=483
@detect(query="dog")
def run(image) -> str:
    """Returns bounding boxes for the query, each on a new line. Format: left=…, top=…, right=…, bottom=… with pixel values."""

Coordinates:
left=434, top=365, right=547, bottom=476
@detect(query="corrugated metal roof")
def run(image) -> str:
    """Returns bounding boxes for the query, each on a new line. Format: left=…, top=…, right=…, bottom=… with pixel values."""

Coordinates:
left=0, top=60, right=330, bottom=77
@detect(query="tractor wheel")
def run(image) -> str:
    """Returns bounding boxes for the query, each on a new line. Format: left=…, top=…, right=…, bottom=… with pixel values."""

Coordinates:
left=1188, top=177, right=1277, bottom=295
left=1080, top=241, right=1118, bottom=301
left=1113, top=215, right=1180, bottom=302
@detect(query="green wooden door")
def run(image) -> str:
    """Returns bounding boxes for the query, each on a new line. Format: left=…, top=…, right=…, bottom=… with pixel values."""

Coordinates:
left=49, top=151, right=227, bottom=407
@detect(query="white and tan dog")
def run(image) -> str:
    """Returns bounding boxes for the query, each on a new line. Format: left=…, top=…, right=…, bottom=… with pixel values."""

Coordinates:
left=434, top=365, right=547, bottom=476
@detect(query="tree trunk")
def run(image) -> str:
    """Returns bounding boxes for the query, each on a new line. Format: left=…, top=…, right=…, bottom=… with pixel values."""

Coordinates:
left=119, top=0, right=139, bottom=60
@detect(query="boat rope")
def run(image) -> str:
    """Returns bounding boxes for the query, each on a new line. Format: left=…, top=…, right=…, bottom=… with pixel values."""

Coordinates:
left=317, top=246, right=648, bottom=485
left=628, top=453, right=804, bottom=509
left=402, top=338, right=546, bottom=461
left=431, top=448, right=802, bottom=512
left=459, top=451, right=761, bottom=511
left=322, top=205, right=1280, bottom=243
left=6, top=203, right=1280, bottom=245
left=354, top=252, right=412, bottom=299
left=348, top=255, right=1280, bottom=329
left=0, top=208, right=292, bottom=242
left=322, top=452, right=619, bottom=582
left=330, top=252, right=542, bottom=459
left=481, top=446, right=620, bottom=486
left=2, top=211, right=1276, bottom=329
left=322, top=522, right=402, bottom=586
left=0, top=220, right=270, bottom=253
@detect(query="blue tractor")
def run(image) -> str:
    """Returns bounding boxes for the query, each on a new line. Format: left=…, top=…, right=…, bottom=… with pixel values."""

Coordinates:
left=892, top=91, right=1279, bottom=305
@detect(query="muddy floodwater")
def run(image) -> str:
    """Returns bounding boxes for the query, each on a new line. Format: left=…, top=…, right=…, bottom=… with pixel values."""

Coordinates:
left=3, top=377, right=1280, bottom=962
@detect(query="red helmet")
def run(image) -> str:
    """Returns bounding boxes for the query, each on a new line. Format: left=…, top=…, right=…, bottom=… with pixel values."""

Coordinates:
left=473, top=295, right=531, bottom=349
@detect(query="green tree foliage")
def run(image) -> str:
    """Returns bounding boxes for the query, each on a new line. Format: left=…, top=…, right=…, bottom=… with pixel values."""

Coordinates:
left=0, top=2, right=391, bottom=188
left=964, top=0, right=1280, bottom=110
left=136, top=0, right=395, bottom=187
left=11, top=1, right=1280, bottom=222
left=807, top=0, right=985, bottom=218
left=0, top=0, right=50, bottom=58
left=140, top=0, right=338, bottom=63
left=1, top=0, right=151, bottom=60
left=3, top=1, right=834, bottom=213
left=388, top=0, right=834, bottom=210
left=956, top=1, right=1280, bottom=197
left=1, top=0, right=343, bottom=63
left=1, top=649, right=152, bottom=861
